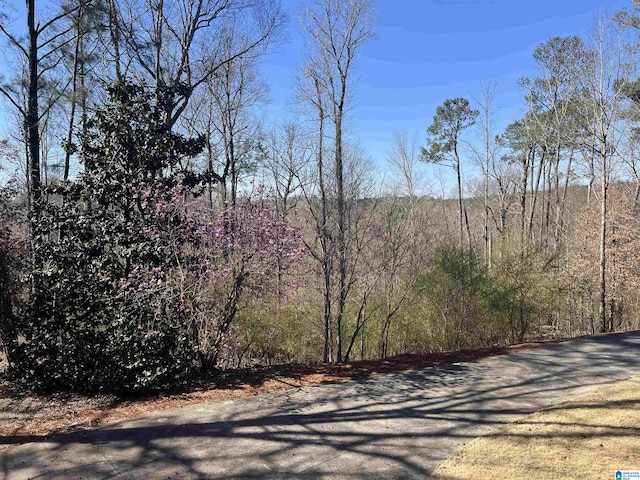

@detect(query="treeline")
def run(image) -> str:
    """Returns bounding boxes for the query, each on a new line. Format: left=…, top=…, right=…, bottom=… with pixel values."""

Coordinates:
left=1, top=0, right=640, bottom=392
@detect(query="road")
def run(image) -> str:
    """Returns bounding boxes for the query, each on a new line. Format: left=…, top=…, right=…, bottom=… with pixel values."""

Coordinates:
left=2, top=331, right=640, bottom=479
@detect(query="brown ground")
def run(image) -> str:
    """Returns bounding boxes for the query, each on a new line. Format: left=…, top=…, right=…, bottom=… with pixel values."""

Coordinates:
left=433, top=376, right=640, bottom=480
left=0, top=340, right=565, bottom=451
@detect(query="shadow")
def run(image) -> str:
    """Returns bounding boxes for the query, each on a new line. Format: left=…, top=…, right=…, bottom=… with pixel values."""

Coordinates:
left=116, top=338, right=565, bottom=395
left=1, top=331, right=639, bottom=479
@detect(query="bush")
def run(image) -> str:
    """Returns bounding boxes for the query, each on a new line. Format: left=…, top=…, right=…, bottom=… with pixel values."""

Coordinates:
left=10, top=83, right=205, bottom=392
left=0, top=180, right=25, bottom=365
left=417, top=248, right=494, bottom=350
left=417, top=247, right=531, bottom=350
left=9, top=83, right=305, bottom=393
left=491, top=238, right=561, bottom=342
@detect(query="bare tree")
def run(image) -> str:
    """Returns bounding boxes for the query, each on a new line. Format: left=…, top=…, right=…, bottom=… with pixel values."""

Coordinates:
left=0, top=0, right=81, bottom=206
left=469, top=79, right=501, bottom=266
left=299, top=0, right=375, bottom=363
left=500, top=118, right=534, bottom=248
left=576, top=14, right=636, bottom=332
left=105, top=0, right=285, bottom=129
left=207, top=53, right=267, bottom=207
left=374, top=199, right=429, bottom=359
left=327, top=144, right=378, bottom=363
left=521, top=36, right=587, bottom=251
left=295, top=61, right=333, bottom=362
left=60, top=0, right=108, bottom=182
left=386, top=131, right=424, bottom=201
left=262, top=121, right=312, bottom=216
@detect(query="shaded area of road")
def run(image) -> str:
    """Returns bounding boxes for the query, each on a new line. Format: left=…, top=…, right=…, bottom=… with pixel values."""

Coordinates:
left=2, top=331, right=640, bottom=479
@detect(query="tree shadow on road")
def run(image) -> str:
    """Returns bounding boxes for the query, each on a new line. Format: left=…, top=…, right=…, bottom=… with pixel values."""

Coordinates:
left=1, top=331, right=639, bottom=479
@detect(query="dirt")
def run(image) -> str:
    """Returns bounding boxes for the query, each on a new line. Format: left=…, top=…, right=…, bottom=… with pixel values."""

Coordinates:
left=0, top=340, right=565, bottom=451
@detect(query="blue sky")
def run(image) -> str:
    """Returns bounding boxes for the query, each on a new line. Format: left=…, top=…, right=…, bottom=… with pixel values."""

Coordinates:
left=0, top=0, right=634, bottom=190
left=260, top=0, right=632, bottom=191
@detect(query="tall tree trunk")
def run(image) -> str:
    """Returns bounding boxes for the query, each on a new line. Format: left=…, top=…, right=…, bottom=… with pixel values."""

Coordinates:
left=552, top=143, right=561, bottom=251
left=335, top=100, right=347, bottom=363
left=64, top=0, right=86, bottom=182
left=529, top=148, right=545, bottom=239
left=587, top=149, right=595, bottom=206
left=300, top=0, right=374, bottom=364
left=463, top=201, right=472, bottom=249
left=555, top=147, right=574, bottom=250
left=454, top=145, right=465, bottom=248
left=543, top=159, right=552, bottom=245
left=315, top=79, right=332, bottom=364
left=27, top=0, right=41, bottom=206
left=106, top=0, right=123, bottom=81
left=599, top=150, right=608, bottom=333
left=483, top=152, right=490, bottom=267
left=519, top=149, right=530, bottom=254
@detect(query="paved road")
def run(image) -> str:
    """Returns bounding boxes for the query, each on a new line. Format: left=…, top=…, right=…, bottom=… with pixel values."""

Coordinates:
left=2, top=331, right=640, bottom=479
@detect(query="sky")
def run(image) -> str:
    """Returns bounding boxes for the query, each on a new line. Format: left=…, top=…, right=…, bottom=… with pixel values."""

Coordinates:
left=0, top=0, right=635, bottom=191
left=259, top=0, right=633, bottom=193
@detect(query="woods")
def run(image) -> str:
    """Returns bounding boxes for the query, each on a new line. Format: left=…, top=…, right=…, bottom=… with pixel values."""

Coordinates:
left=1, top=0, right=640, bottom=393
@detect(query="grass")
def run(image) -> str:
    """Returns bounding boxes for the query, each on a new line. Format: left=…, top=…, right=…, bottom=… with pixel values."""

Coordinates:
left=433, top=376, right=640, bottom=480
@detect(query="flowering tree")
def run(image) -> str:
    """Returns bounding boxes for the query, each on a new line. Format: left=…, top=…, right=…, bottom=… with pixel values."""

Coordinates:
left=11, top=83, right=304, bottom=392
left=176, top=193, right=306, bottom=369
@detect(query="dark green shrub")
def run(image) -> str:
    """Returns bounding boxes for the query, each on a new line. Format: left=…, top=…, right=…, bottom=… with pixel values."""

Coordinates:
left=11, top=83, right=205, bottom=392
left=0, top=180, right=24, bottom=366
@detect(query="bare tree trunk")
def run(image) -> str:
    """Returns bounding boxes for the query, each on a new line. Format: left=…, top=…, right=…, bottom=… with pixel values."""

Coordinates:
left=344, top=292, right=370, bottom=363
left=205, top=132, right=215, bottom=207
left=529, top=148, right=545, bottom=238
left=483, top=151, right=490, bottom=266
left=587, top=149, right=595, bottom=205
left=228, top=126, right=237, bottom=207
left=300, top=0, right=375, bottom=364
left=463, top=201, right=472, bottom=249
left=454, top=146, right=465, bottom=248
left=335, top=99, right=347, bottom=363
left=552, top=144, right=561, bottom=251
left=554, top=147, right=574, bottom=250
left=154, top=0, right=164, bottom=91
left=543, top=159, right=552, bottom=245
left=106, top=0, right=123, bottom=81
left=599, top=151, right=608, bottom=332
left=519, top=149, right=530, bottom=252
left=318, top=111, right=333, bottom=364
left=64, top=0, right=88, bottom=182
left=27, top=0, right=41, bottom=205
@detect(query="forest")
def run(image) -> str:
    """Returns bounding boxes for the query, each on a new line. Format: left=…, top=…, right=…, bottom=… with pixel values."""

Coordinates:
left=1, top=0, right=640, bottom=393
